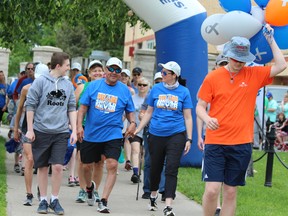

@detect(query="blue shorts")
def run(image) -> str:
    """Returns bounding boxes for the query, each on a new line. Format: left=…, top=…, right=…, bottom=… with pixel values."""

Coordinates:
left=202, top=143, right=252, bottom=186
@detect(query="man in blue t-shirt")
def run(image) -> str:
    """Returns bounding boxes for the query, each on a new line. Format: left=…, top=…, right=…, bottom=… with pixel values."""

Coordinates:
left=77, top=57, right=136, bottom=213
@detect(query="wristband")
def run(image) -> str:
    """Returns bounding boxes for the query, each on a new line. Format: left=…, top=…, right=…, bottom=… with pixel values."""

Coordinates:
left=186, top=138, right=192, bottom=143
left=130, top=121, right=137, bottom=126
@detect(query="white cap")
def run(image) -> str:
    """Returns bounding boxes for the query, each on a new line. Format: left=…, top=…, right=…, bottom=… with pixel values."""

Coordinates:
left=71, top=62, right=82, bottom=71
left=106, top=57, right=122, bottom=69
left=121, top=69, right=131, bottom=77
left=88, top=60, right=103, bottom=70
left=158, top=61, right=181, bottom=77
left=34, top=64, right=49, bottom=79
left=154, top=72, right=162, bottom=80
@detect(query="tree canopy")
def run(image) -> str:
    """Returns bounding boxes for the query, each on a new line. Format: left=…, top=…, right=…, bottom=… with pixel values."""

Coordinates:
left=0, top=0, right=146, bottom=54
left=0, top=0, right=149, bottom=75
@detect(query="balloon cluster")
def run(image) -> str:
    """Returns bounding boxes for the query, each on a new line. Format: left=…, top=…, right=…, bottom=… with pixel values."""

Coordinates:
left=201, top=0, right=288, bottom=64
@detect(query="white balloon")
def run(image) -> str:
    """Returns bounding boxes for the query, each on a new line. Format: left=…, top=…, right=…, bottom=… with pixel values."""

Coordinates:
left=201, top=14, right=228, bottom=45
left=250, top=6, right=265, bottom=24
left=219, top=11, right=262, bottom=41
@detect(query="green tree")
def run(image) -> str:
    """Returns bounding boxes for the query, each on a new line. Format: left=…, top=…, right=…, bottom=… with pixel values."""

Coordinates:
left=56, top=23, right=89, bottom=58
left=8, top=42, right=32, bottom=77
left=1, top=0, right=149, bottom=74
left=0, top=0, right=145, bottom=53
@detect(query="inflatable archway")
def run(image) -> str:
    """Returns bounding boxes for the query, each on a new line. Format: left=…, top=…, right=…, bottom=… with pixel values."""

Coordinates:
left=123, top=0, right=208, bottom=167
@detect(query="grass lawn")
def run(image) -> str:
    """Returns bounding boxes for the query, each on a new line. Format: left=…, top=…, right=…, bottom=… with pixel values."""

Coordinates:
left=178, top=150, right=288, bottom=216
left=0, top=136, right=7, bottom=216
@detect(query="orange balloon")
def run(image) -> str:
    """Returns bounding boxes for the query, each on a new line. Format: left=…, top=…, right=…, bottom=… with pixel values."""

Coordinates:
left=265, top=0, right=288, bottom=26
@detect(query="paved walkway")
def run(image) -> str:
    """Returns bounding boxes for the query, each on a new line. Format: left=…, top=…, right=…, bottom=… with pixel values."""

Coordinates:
left=3, top=127, right=203, bottom=216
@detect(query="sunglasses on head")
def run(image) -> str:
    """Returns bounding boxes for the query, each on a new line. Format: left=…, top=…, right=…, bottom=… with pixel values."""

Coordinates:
left=138, top=83, right=148, bottom=87
left=107, top=67, right=121, bottom=74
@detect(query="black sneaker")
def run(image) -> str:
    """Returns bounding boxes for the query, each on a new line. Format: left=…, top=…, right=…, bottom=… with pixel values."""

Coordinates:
left=215, top=208, right=221, bottom=216
left=49, top=198, right=64, bottom=215
left=163, top=206, right=175, bottom=216
left=14, top=164, right=20, bottom=173
left=37, top=199, right=49, bottom=214
left=148, top=196, right=158, bottom=211
left=97, top=198, right=110, bottom=213
left=131, top=174, right=140, bottom=183
left=142, top=192, right=151, bottom=199
left=23, top=193, right=33, bottom=206
left=20, top=167, right=25, bottom=176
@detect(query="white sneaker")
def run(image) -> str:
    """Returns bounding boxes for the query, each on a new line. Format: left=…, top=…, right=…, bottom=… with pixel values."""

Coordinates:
left=86, top=181, right=96, bottom=206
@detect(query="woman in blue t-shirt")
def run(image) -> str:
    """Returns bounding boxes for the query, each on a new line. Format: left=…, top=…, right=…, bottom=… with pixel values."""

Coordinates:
left=135, top=61, right=193, bottom=216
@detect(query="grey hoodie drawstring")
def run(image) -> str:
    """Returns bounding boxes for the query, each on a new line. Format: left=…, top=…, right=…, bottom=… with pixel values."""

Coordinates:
left=55, top=78, right=61, bottom=93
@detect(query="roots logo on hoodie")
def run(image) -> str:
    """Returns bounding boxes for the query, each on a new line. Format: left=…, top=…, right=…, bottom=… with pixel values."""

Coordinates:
left=95, top=92, right=118, bottom=113
left=46, top=89, right=67, bottom=106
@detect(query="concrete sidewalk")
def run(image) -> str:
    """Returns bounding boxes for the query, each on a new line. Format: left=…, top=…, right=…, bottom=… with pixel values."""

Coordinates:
left=3, top=127, right=203, bottom=216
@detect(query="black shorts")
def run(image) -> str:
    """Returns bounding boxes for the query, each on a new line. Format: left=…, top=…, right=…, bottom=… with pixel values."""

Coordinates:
left=128, top=135, right=143, bottom=145
left=32, top=130, right=70, bottom=168
left=80, top=139, right=123, bottom=164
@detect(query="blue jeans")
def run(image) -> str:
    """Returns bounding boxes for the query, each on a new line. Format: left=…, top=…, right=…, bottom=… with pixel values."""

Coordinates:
left=142, top=126, right=165, bottom=193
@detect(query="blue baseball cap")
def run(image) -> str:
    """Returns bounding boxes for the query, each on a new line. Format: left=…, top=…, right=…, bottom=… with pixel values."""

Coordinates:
left=266, top=92, right=273, bottom=98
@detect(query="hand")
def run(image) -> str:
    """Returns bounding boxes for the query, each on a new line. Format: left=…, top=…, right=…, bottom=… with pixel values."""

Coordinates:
left=263, top=24, right=274, bottom=43
left=13, top=128, right=22, bottom=142
left=70, top=131, right=77, bottom=145
left=124, top=123, right=136, bottom=138
left=77, top=126, right=84, bottom=143
left=183, top=141, right=191, bottom=155
left=205, top=117, right=219, bottom=130
left=25, top=130, right=35, bottom=142
left=198, top=136, right=204, bottom=151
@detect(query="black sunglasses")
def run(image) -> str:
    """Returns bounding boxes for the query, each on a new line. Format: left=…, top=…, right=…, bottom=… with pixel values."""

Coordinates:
left=27, top=68, right=34, bottom=70
left=107, top=67, right=121, bottom=74
left=138, top=83, right=148, bottom=87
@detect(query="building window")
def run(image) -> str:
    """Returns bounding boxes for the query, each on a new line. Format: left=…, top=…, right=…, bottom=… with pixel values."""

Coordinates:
left=138, top=43, right=143, bottom=49
left=147, top=40, right=155, bottom=49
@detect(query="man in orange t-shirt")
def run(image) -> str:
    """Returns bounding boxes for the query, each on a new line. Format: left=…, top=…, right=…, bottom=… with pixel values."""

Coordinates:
left=196, top=24, right=287, bottom=216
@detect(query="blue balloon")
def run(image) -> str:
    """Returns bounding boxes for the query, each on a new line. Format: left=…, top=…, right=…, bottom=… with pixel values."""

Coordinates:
left=250, top=29, right=273, bottom=64
left=254, top=0, right=269, bottom=8
left=219, top=0, right=252, bottom=13
left=273, top=25, right=288, bottom=49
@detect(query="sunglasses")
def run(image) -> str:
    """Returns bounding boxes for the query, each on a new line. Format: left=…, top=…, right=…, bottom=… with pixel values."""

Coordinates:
left=155, top=81, right=161, bottom=84
left=161, top=70, right=173, bottom=76
left=218, top=62, right=228, bottom=66
left=230, top=58, right=245, bottom=64
left=107, top=67, right=121, bottom=73
left=138, top=83, right=148, bottom=87
left=133, top=73, right=140, bottom=77
left=27, top=68, right=34, bottom=70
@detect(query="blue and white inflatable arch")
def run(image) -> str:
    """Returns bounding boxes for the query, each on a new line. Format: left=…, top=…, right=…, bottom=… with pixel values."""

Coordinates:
left=124, top=0, right=208, bottom=167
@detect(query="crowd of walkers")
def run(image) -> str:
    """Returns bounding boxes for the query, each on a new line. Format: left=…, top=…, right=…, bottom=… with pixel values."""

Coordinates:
left=2, top=23, right=287, bottom=216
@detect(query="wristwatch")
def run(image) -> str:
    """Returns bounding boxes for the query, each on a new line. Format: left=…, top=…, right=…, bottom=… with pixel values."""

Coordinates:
left=130, top=121, right=137, bottom=126
left=186, top=138, right=192, bottom=143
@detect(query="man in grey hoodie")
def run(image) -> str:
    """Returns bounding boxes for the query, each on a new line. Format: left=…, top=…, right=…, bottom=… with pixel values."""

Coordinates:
left=25, top=52, right=77, bottom=215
